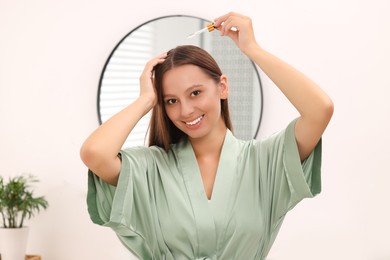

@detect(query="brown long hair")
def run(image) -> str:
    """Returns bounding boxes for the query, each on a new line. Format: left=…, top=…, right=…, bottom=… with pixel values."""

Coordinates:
left=148, top=45, right=233, bottom=151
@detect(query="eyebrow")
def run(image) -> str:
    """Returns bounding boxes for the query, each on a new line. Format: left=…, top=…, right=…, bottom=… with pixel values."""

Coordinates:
left=163, top=84, right=204, bottom=98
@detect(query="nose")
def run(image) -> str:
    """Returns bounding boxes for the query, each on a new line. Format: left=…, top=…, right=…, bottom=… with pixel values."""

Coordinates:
left=180, top=99, right=195, bottom=118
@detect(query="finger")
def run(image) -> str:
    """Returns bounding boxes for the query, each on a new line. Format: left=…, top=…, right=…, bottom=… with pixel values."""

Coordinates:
left=149, top=52, right=168, bottom=65
left=220, top=18, right=241, bottom=36
left=213, top=12, right=236, bottom=29
left=151, top=52, right=168, bottom=67
left=143, top=53, right=167, bottom=74
left=213, top=14, right=228, bottom=28
left=213, top=11, right=244, bottom=28
left=221, top=17, right=237, bottom=35
left=156, top=52, right=168, bottom=59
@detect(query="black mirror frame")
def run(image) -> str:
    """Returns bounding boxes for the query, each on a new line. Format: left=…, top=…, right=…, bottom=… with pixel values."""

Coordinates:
left=97, top=14, right=263, bottom=139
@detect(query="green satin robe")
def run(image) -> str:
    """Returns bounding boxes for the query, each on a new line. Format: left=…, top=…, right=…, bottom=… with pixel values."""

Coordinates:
left=87, top=119, right=322, bottom=259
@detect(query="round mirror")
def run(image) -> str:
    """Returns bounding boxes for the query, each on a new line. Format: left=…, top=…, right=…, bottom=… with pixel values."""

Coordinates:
left=98, top=15, right=263, bottom=148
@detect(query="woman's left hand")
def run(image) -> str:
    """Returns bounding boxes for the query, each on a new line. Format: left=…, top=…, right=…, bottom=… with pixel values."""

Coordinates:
left=214, top=14, right=333, bottom=162
left=213, top=12, right=259, bottom=55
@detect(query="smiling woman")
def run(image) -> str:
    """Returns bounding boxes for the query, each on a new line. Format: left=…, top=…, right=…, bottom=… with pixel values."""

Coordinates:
left=97, top=15, right=263, bottom=148
left=81, top=11, right=332, bottom=259
left=150, top=45, right=231, bottom=151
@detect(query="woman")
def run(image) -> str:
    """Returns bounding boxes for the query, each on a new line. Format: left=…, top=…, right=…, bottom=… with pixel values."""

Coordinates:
left=81, top=12, right=333, bottom=260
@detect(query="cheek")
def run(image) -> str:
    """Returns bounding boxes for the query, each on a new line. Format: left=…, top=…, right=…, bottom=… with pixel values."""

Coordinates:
left=205, top=94, right=222, bottom=113
left=164, top=105, right=176, bottom=121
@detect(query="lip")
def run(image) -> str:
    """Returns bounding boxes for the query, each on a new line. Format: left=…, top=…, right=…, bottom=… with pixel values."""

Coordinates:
left=183, top=115, right=204, bottom=126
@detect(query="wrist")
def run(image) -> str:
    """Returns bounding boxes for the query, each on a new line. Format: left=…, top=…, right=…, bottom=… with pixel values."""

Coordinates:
left=242, top=42, right=263, bottom=58
left=137, top=95, right=156, bottom=113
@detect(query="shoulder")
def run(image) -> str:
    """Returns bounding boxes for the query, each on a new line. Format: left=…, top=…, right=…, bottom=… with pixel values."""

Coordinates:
left=121, top=145, right=179, bottom=167
left=121, top=146, right=149, bottom=158
left=121, top=145, right=168, bottom=159
left=252, top=119, right=298, bottom=153
left=226, top=130, right=259, bottom=158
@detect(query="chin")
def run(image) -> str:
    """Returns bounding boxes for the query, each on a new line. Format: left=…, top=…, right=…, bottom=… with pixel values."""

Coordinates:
left=177, top=125, right=208, bottom=140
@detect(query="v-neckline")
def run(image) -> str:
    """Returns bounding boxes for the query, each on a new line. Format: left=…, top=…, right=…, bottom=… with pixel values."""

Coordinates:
left=188, top=130, right=230, bottom=202
left=174, top=130, right=240, bottom=254
left=176, top=130, right=238, bottom=202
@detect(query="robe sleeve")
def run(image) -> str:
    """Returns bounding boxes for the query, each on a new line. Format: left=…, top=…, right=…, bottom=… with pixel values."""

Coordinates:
left=257, top=118, right=322, bottom=231
left=86, top=146, right=160, bottom=259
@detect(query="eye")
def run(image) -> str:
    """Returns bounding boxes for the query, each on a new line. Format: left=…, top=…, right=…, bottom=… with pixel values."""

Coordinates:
left=166, top=99, right=177, bottom=105
left=191, top=90, right=201, bottom=97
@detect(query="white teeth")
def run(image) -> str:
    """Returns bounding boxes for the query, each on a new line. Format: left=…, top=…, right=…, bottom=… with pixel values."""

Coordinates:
left=185, top=115, right=203, bottom=126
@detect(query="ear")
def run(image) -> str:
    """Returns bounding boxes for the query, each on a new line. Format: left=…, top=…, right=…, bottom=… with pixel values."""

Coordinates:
left=219, top=74, right=229, bottom=99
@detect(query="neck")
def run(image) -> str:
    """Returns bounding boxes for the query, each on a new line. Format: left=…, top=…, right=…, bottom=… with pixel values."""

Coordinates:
left=189, top=119, right=227, bottom=158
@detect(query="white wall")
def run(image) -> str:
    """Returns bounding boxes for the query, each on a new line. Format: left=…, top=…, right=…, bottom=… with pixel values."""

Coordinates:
left=0, top=0, right=389, bottom=259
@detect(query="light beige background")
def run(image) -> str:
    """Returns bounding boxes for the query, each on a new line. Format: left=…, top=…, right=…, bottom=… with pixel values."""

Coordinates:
left=0, top=0, right=389, bottom=259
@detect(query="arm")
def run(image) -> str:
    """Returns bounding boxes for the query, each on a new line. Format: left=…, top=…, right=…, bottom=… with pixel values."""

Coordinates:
left=214, top=12, right=334, bottom=161
left=80, top=53, right=167, bottom=185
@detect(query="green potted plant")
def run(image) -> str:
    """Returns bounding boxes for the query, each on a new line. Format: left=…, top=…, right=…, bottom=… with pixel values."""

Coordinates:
left=0, top=175, right=49, bottom=260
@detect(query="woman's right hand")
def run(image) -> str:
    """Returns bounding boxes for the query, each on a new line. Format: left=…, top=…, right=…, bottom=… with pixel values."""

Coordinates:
left=139, top=52, right=167, bottom=107
left=80, top=52, right=168, bottom=186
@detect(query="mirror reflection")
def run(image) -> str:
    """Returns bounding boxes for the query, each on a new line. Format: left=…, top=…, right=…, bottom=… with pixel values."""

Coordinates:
left=98, top=15, right=263, bottom=147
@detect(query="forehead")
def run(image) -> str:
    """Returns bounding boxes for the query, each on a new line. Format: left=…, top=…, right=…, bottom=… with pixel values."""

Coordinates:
left=162, top=64, right=212, bottom=87
left=163, top=64, right=209, bottom=80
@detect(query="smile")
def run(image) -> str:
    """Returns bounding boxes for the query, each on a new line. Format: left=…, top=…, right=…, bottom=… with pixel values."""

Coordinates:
left=185, top=115, right=204, bottom=126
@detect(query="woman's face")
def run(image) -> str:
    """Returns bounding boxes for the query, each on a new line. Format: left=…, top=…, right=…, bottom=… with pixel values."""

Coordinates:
left=162, top=64, right=229, bottom=141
